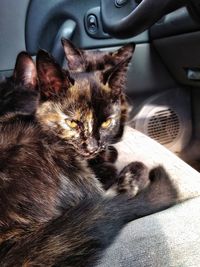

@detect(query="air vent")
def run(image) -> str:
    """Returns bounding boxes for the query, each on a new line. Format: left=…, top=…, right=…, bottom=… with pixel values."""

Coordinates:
left=147, top=108, right=180, bottom=145
left=133, top=89, right=192, bottom=153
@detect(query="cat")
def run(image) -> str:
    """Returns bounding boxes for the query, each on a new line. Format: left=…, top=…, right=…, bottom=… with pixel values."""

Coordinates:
left=61, top=38, right=133, bottom=73
left=0, top=50, right=178, bottom=267
left=61, top=39, right=135, bottom=190
left=0, top=42, right=144, bottom=194
left=0, top=52, right=39, bottom=117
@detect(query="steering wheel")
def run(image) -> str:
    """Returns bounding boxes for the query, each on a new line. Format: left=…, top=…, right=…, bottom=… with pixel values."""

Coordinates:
left=100, top=0, right=187, bottom=38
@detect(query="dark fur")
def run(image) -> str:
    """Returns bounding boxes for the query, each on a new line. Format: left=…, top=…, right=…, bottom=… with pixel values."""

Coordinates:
left=62, top=38, right=133, bottom=73
left=0, top=50, right=178, bottom=266
left=0, top=52, right=39, bottom=117
left=62, top=40, right=134, bottom=189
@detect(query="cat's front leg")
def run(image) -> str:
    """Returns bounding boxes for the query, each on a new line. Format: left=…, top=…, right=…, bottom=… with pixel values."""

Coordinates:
left=88, top=146, right=119, bottom=190
left=89, top=145, right=118, bottom=165
left=97, top=146, right=118, bottom=164
left=89, top=161, right=118, bottom=190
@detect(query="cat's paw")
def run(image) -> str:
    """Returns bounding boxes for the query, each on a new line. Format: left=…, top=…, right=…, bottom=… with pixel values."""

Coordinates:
left=117, top=161, right=150, bottom=197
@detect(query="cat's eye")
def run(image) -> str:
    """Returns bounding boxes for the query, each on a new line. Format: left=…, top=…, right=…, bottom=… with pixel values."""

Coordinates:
left=65, top=119, right=78, bottom=129
left=101, top=118, right=112, bottom=129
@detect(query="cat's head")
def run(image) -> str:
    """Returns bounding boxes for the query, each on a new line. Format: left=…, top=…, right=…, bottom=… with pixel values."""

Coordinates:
left=36, top=44, right=134, bottom=158
left=62, top=38, right=133, bottom=72
left=0, top=52, right=39, bottom=117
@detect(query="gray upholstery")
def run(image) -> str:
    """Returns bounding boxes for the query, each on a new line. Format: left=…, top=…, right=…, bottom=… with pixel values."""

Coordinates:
left=97, top=197, right=200, bottom=267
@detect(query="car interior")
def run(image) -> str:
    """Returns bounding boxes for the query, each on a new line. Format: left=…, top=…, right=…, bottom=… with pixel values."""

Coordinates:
left=1, top=0, right=200, bottom=171
left=1, top=0, right=200, bottom=266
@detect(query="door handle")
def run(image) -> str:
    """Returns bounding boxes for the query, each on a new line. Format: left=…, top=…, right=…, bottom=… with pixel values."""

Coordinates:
left=51, top=20, right=76, bottom=65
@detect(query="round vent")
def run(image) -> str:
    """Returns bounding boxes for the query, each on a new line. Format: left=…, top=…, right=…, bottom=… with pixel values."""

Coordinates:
left=147, top=108, right=180, bottom=145
left=133, top=89, right=192, bottom=153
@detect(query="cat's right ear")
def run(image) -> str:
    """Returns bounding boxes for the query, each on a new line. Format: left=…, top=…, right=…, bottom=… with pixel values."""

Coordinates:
left=101, top=44, right=135, bottom=97
left=13, top=52, right=37, bottom=89
left=61, top=38, right=86, bottom=72
left=36, top=50, right=74, bottom=98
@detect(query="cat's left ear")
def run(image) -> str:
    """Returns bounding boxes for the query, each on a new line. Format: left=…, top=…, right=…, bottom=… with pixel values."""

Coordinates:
left=102, top=44, right=135, bottom=95
left=13, top=52, right=37, bottom=89
left=36, top=50, right=74, bottom=98
left=61, top=38, right=86, bottom=72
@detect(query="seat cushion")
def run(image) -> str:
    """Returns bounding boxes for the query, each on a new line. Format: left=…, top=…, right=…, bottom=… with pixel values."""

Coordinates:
left=97, top=196, right=200, bottom=267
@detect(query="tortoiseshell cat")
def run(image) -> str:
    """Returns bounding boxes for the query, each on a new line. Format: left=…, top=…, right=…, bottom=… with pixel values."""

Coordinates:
left=0, top=52, right=39, bottom=117
left=62, top=38, right=132, bottom=72
left=0, top=50, right=177, bottom=266
left=62, top=39, right=134, bottom=190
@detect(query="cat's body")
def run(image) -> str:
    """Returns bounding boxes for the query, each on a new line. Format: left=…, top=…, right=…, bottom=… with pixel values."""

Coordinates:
left=0, top=113, right=176, bottom=266
left=0, top=114, right=102, bottom=223
left=0, top=48, right=178, bottom=266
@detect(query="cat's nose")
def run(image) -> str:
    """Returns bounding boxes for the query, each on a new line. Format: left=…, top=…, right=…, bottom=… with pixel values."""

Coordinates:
left=87, top=138, right=98, bottom=154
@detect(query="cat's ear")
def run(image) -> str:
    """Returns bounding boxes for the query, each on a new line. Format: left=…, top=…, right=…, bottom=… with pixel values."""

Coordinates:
left=61, top=38, right=86, bottom=72
left=13, top=52, right=37, bottom=89
left=102, top=44, right=135, bottom=96
left=110, top=44, right=135, bottom=64
left=36, top=50, right=73, bottom=98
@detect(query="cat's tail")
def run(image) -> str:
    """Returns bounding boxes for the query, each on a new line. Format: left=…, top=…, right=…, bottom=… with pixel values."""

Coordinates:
left=1, top=166, right=178, bottom=267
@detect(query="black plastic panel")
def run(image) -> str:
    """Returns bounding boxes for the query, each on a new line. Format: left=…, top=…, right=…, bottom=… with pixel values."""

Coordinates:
left=188, top=0, right=200, bottom=23
left=150, top=7, right=200, bottom=39
left=26, top=0, right=148, bottom=54
left=126, top=43, right=176, bottom=96
left=0, top=0, right=30, bottom=71
left=154, top=31, right=200, bottom=87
